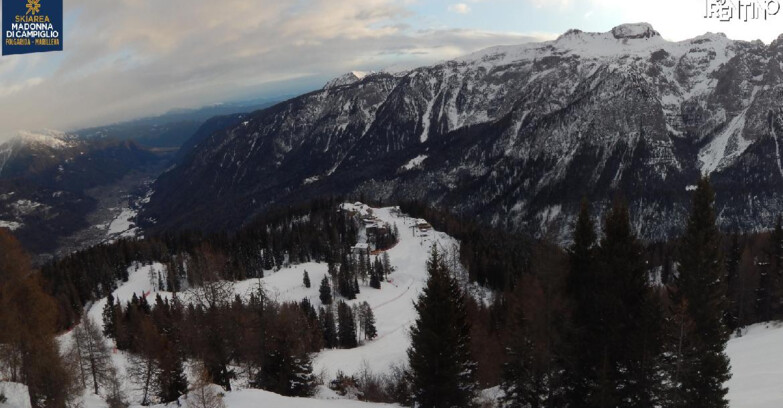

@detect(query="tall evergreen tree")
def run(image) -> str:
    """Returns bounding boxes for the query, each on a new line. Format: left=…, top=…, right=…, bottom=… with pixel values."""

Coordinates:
left=360, top=302, right=377, bottom=340
left=563, top=199, right=600, bottom=407
left=369, top=271, right=381, bottom=289
left=501, top=272, right=566, bottom=408
left=156, top=340, right=188, bottom=403
left=758, top=217, right=783, bottom=321
left=597, top=200, right=663, bottom=408
left=337, top=301, right=357, bottom=349
left=319, top=276, right=332, bottom=305
left=102, top=294, right=117, bottom=339
left=303, top=270, right=311, bottom=288
left=725, top=233, right=741, bottom=331
left=407, top=246, right=477, bottom=408
left=671, top=177, right=731, bottom=408
left=319, top=306, right=338, bottom=348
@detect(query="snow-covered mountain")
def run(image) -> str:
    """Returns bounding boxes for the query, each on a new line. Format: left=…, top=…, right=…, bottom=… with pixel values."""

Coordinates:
left=323, top=71, right=369, bottom=89
left=0, top=133, right=162, bottom=258
left=144, top=23, right=783, bottom=240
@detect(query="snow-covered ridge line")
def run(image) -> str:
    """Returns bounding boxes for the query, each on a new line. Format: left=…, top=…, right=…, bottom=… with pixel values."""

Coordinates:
left=323, top=71, right=370, bottom=89
left=456, top=22, right=735, bottom=67
left=9, top=129, right=76, bottom=149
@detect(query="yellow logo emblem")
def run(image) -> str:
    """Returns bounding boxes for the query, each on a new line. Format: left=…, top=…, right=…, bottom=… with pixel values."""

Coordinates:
left=25, top=0, right=41, bottom=15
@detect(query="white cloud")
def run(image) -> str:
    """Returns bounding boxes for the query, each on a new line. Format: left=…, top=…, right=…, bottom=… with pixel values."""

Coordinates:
left=529, top=0, right=573, bottom=9
left=530, top=0, right=783, bottom=42
left=448, top=3, right=472, bottom=14
left=0, top=0, right=548, bottom=139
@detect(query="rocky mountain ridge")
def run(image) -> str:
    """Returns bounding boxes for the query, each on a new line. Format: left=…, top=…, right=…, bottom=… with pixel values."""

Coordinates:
left=142, top=23, right=783, bottom=242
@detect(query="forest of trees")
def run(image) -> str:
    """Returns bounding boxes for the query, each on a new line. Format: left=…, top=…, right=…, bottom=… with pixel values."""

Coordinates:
left=3, top=179, right=783, bottom=407
left=40, top=198, right=360, bottom=330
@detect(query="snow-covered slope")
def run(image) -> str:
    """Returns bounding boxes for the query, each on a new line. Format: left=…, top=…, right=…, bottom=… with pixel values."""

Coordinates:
left=146, top=23, right=783, bottom=241
left=71, top=204, right=456, bottom=407
left=0, top=382, right=32, bottom=408
left=726, top=323, right=783, bottom=408
left=313, top=205, right=458, bottom=378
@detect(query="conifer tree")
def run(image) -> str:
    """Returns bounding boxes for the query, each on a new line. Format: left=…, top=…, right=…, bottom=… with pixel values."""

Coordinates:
left=369, top=271, right=381, bottom=289
left=407, top=246, right=477, bottom=408
left=758, top=217, right=783, bottom=321
left=501, top=274, right=558, bottom=408
left=597, top=200, right=663, bottom=408
left=303, top=270, right=311, bottom=288
left=725, top=233, right=741, bottom=330
left=362, top=302, right=377, bottom=340
left=156, top=340, right=188, bottom=403
left=337, top=300, right=357, bottom=349
left=290, top=354, right=317, bottom=397
left=671, top=177, right=731, bottom=408
left=103, top=293, right=118, bottom=339
left=563, top=199, right=599, bottom=407
left=382, top=252, right=392, bottom=278
left=319, top=306, right=338, bottom=348
left=319, top=276, right=332, bottom=305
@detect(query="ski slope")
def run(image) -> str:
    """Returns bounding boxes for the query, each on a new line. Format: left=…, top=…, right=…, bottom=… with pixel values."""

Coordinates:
left=726, top=322, right=783, bottom=408
left=68, top=203, right=455, bottom=407
left=313, top=205, right=458, bottom=378
left=61, top=203, right=783, bottom=407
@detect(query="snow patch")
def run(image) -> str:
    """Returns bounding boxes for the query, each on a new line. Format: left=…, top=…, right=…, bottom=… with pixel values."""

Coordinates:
left=107, top=207, right=139, bottom=238
left=303, top=175, right=320, bottom=185
left=400, top=154, right=428, bottom=171
left=13, top=129, right=73, bottom=149
left=0, top=382, right=32, bottom=408
left=727, top=322, right=783, bottom=408
left=0, top=220, right=22, bottom=230
left=699, top=87, right=759, bottom=174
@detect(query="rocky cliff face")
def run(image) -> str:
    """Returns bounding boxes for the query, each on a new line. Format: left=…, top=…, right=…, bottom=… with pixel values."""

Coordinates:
left=142, top=23, right=783, bottom=241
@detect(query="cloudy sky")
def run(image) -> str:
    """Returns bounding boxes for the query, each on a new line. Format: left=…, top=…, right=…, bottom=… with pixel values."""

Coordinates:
left=0, top=0, right=781, bottom=139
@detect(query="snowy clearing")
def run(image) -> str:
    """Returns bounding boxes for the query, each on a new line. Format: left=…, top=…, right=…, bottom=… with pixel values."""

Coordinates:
left=69, top=203, right=456, bottom=407
left=726, top=322, right=783, bottom=408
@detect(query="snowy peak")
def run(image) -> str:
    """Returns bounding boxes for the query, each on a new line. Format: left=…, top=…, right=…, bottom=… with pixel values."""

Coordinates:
left=323, top=71, right=369, bottom=89
left=147, top=23, right=783, bottom=242
left=9, top=129, right=75, bottom=150
left=610, top=23, right=660, bottom=40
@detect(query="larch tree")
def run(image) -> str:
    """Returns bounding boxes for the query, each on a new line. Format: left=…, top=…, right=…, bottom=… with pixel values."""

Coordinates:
left=71, top=316, right=112, bottom=395
left=0, top=229, right=75, bottom=408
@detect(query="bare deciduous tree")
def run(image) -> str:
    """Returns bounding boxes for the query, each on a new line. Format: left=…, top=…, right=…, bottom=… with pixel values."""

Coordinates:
left=71, top=317, right=112, bottom=395
left=187, top=366, right=226, bottom=408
